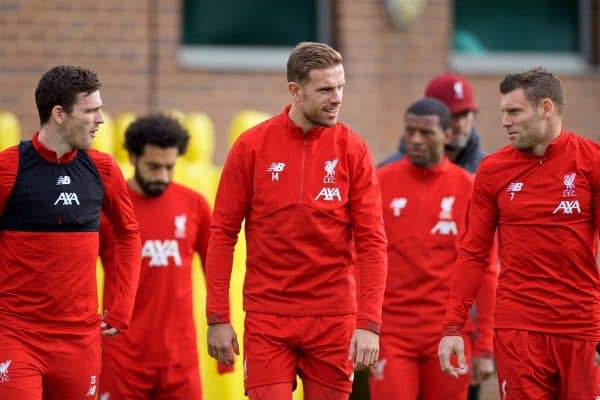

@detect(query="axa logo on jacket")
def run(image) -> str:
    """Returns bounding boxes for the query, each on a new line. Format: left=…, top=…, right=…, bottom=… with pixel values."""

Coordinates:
left=53, top=192, right=80, bottom=206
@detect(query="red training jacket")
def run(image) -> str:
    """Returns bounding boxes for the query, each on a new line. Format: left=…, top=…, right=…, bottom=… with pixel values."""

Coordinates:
left=378, top=158, right=497, bottom=357
left=206, top=106, right=388, bottom=333
left=101, top=182, right=211, bottom=364
left=444, top=131, right=600, bottom=341
left=0, top=132, right=141, bottom=332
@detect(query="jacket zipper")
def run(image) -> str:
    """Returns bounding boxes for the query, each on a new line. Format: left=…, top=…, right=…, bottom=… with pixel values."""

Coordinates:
left=299, top=139, right=307, bottom=202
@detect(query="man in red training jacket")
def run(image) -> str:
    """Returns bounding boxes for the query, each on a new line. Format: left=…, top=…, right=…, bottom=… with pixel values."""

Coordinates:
left=439, top=68, right=600, bottom=399
left=205, top=41, right=388, bottom=400
left=0, top=65, right=141, bottom=400
left=99, top=113, right=221, bottom=399
left=370, top=98, right=497, bottom=400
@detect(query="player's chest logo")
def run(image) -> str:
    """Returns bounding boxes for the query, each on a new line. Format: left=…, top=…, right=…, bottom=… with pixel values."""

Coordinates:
left=389, top=197, right=407, bottom=216
left=431, top=196, right=457, bottom=235
left=323, top=158, right=338, bottom=183
left=0, top=359, right=11, bottom=382
left=267, top=162, right=286, bottom=181
left=174, top=214, right=187, bottom=238
left=142, top=240, right=182, bottom=267
left=553, top=172, right=581, bottom=215
left=506, top=182, right=523, bottom=201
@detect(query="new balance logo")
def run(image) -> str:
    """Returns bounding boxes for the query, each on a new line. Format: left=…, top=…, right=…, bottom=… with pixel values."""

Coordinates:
left=552, top=200, right=581, bottom=215
left=507, top=182, right=523, bottom=200
left=54, top=192, right=80, bottom=206
left=314, top=187, right=342, bottom=201
left=431, top=221, right=458, bottom=235
left=56, top=175, right=71, bottom=185
left=267, top=162, right=285, bottom=181
left=0, top=360, right=11, bottom=382
left=85, top=375, right=97, bottom=397
left=142, top=240, right=182, bottom=267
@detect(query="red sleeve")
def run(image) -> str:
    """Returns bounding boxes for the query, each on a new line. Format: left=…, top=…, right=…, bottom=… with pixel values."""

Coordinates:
left=349, top=139, right=388, bottom=334
left=592, top=146, right=600, bottom=237
left=472, top=235, right=499, bottom=357
left=91, top=151, right=142, bottom=330
left=205, top=141, right=252, bottom=324
left=0, top=146, right=19, bottom=215
left=443, top=160, right=498, bottom=336
left=194, top=193, right=212, bottom=273
left=98, top=212, right=120, bottom=315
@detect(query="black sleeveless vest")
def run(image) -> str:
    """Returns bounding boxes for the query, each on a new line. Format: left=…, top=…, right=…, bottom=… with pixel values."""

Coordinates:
left=0, top=140, right=105, bottom=232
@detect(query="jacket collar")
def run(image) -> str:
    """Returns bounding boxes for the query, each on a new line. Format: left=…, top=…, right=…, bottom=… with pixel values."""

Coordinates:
left=32, top=132, right=78, bottom=163
left=278, top=104, right=328, bottom=139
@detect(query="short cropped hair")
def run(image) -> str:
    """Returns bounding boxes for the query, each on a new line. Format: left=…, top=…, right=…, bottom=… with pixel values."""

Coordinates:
left=499, top=68, right=565, bottom=114
left=124, top=113, right=190, bottom=157
left=287, top=42, right=343, bottom=85
left=35, top=65, right=101, bottom=125
left=405, top=98, right=452, bottom=131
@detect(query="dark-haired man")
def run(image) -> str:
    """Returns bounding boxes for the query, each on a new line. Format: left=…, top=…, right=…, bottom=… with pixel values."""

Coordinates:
left=98, top=114, right=214, bottom=399
left=0, top=65, right=141, bottom=399
left=370, top=98, right=493, bottom=400
left=439, top=68, right=600, bottom=399
left=206, top=42, right=388, bottom=400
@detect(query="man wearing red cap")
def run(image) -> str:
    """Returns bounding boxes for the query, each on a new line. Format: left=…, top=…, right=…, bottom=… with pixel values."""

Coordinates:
left=380, top=73, right=484, bottom=174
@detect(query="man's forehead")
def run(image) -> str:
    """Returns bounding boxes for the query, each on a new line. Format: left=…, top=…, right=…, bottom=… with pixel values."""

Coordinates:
left=405, top=113, right=440, bottom=125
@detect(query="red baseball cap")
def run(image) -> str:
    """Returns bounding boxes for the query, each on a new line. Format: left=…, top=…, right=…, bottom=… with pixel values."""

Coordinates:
left=425, top=73, right=477, bottom=115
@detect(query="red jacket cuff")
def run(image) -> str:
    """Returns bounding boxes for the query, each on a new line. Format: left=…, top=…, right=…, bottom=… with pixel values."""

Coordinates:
left=357, top=319, right=380, bottom=334
left=207, top=313, right=230, bottom=325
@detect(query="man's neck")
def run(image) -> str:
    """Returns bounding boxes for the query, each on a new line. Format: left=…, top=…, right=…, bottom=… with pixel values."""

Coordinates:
left=38, top=126, right=74, bottom=159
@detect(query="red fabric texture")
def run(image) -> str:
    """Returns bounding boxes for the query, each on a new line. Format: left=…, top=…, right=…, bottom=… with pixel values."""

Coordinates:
left=0, top=133, right=141, bottom=332
left=377, top=158, right=496, bottom=356
left=494, top=329, right=600, bottom=399
left=444, top=131, right=600, bottom=341
left=206, top=106, right=388, bottom=332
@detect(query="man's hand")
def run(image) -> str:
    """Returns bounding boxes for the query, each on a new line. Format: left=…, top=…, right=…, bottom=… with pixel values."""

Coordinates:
left=348, top=328, right=379, bottom=370
left=595, top=342, right=600, bottom=366
left=207, top=323, right=239, bottom=366
left=438, top=335, right=468, bottom=378
left=101, top=321, right=119, bottom=336
left=470, top=356, right=494, bottom=385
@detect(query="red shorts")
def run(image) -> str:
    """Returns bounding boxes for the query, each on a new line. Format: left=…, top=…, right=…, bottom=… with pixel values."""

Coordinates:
left=99, top=350, right=202, bottom=399
left=495, top=329, right=600, bottom=399
left=0, top=324, right=101, bottom=400
left=369, top=333, right=471, bottom=400
left=243, top=312, right=355, bottom=394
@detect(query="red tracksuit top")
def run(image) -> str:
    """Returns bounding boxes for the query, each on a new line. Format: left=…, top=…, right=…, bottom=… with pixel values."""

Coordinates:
left=377, top=158, right=496, bottom=356
left=0, top=132, right=141, bottom=332
left=100, top=182, right=211, bottom=364
left=444, top=131, right=600, bottom=341
left=206, top=106, right=388, bottom=333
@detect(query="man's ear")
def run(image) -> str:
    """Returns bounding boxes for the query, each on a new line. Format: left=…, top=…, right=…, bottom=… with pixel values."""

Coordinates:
left=443, top=127, right=452, bottom=145
left=128, top=153, right=137, bottom=167
left=51, top=105, right=66, bottom=125
left=288, top=81, right=301, bottom=101
left=540, top=98, right=555, bottom=119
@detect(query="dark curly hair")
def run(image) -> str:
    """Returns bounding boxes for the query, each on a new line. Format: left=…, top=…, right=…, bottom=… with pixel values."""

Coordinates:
left=35, top=65, right=101, bottom=125
left=124, top=113, right=190, bottom=156
left=499, top=68, right=565, bottom=114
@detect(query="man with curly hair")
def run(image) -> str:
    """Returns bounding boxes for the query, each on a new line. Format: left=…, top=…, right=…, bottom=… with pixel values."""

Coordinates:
left=99, top=113, right=215, bottom=399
